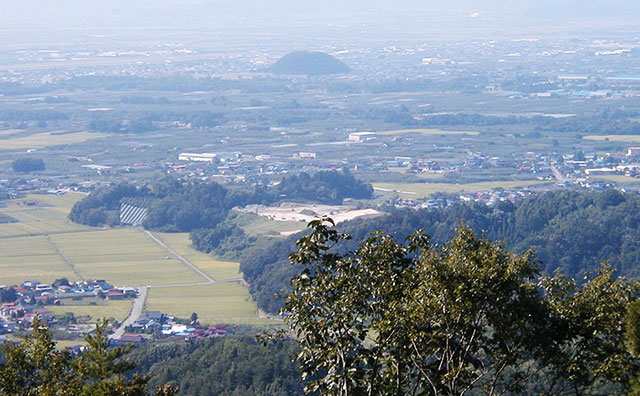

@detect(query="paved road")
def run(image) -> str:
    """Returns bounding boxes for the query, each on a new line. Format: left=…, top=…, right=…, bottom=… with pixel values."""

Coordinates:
left=110, top=286, right=148, bottom=340
left=551, top=165, right=568, bottom=182
left=148, top=278, right=243, bottom=289
left=143, top=230, right=215, bottom=283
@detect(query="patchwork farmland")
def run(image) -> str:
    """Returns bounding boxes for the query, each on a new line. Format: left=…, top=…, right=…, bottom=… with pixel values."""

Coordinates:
left=0, top=193, right=279, bottom=328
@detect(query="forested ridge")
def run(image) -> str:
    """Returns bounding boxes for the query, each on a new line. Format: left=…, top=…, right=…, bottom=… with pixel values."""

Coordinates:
left=69, top=169, right=372, bottom=232
left=242, top=189, right=640, bottom=314
left=130, top=337, right=304, bottom=396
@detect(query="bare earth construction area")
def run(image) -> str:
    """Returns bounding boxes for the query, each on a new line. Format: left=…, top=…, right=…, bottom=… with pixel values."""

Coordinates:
left=235, top=202, right=386, bottom=235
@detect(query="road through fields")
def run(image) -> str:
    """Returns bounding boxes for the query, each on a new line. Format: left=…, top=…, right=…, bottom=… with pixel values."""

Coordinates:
left=143, top=229, right=215, bottom=283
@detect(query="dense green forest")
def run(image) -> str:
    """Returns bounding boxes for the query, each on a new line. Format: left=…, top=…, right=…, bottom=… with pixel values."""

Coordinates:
left=278, top=220, right=640, bottom=395
left=69, top=178, right=263, bottom=231
left=241, top=190, right=640, bottom=314
left=275, top=168, right=373, bottom=204
left=130, top=337, right=304, bottom=396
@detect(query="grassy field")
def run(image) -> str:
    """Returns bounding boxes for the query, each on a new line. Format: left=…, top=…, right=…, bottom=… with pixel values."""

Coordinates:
left=583, top=135, right=640, bottom=143
left=386, top=168, right=446, bottom=180
left=591, top=175, right=640, bottom=184
left=0, top=193, right=90, bottom=238
left=232, top=212, right=306, bottom=238
left=154, top=232, right=242, bottom=280
left=48, top=298, right=133, bottom=323
left=373, top=180, right=546, bottom=199
left=50, top=229, right=204, bottom=286
left=0, top=131, right=107, bottom=150
left=0, top=235, right=77, bottom=286
left=0, top=192, right=278, bottom=327
left=146, top=283, right=279, bottom=326
left=375, top=128, right=480, bottom=136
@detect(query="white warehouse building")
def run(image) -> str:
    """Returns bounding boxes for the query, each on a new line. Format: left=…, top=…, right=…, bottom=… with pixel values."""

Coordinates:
left=178, top=153, right=217, bottom=162
left=348, top=132, right=376, bottom=142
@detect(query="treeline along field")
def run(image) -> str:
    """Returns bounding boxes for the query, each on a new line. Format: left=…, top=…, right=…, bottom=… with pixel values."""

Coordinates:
left=69, top=169, right=373, bottom=246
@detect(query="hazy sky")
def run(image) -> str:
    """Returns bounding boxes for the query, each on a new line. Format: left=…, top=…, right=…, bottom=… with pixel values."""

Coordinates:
left=1, top=0, right=638, bottom=42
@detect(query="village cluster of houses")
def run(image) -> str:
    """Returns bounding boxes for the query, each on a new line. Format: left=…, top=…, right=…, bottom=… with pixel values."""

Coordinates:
left=0, top=279, right=136, bottom=331
left=1, top=279, right=229, bottom=347
left=119, top=311, right=228, bottom=344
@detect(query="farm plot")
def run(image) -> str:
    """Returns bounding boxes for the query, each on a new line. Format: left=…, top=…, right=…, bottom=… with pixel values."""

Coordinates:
left=583, top=135, right=640, bottom=143
left=0, top=193, right=90, bottom=238
left=154, top=232, right=241, bottom=280
left=0, top=235, right=77, bottom=285
left=591, top=175, right=640, bottom=184
left=48, top=298, right=133, bottom=324
left=49, top=229, right=205, bottom=286
left=375, top=128, right=480, bottom=136
left=24, top=193, right=87, bottom=212
left=146, top=283, right=279, bottom=326
left=236, top=203, right=385, bottom=227
left=0, top=131, right=107, bottom=150
left=373, top=180, right=546, bottom=199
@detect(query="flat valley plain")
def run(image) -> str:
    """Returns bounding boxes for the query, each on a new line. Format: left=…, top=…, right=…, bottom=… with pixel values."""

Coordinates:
left=0, top=193, right=279, bottom=327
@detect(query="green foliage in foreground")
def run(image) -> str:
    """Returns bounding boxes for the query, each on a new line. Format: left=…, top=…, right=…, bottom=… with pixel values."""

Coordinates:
left=242, top=190, right=640, bottom=314
left=278, top=219, right=640, bottom=396
left=0, top=319, right=178, bottom=396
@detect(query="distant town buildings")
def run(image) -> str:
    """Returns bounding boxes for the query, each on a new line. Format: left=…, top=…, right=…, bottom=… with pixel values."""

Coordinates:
left=178, top=153, right=217, bottom=162
left=297, top=152, right=317, bottom=159
left=348, top=132, right=376, bottom=142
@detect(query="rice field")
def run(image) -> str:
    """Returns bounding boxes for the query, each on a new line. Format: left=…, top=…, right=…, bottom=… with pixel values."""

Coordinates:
left=591, top=174, right=640, bottom=184
left=373, top=180, right=546, bottom=199
left=0, top=193, right=90, bottom=238
left=50, top=229, right=204, bottom=286
left=0, top=129, right=24, bottom=137
left=375, top=128, right=480, bottom=136
left=0, top=235, right=77, bottom=286
left=154, top=232, right=242, bottom=280
left=48, top=298, right=133, bottom=323
left=583, top=134, right=640, bottom=143
left=0, top=131, right=107, bottom=150
left=146, top=283, right=279, bottom=326
left=0, top=192, right=277, bottom=326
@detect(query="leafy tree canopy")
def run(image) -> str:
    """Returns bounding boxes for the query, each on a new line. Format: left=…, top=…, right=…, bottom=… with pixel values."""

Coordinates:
left=0, top=319, right=178, bottom=396
left=276, top=219, right=640, bottom=396
left=241, top=190, right=640, bottom=314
